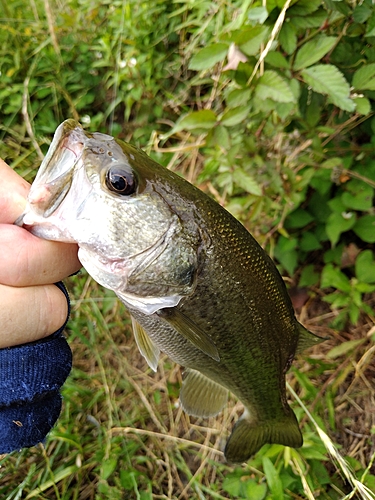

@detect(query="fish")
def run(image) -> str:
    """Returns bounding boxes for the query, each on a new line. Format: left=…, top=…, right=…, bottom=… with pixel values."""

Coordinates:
left=17, top=119, right=324, bottom=463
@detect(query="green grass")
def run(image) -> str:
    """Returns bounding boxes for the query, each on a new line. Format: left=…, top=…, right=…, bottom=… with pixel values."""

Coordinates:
left=1, top=0, right=375, bottom=498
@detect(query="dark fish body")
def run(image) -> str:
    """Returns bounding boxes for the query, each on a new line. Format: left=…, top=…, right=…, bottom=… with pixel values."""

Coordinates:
left=18, top=120, right=323, bottom=462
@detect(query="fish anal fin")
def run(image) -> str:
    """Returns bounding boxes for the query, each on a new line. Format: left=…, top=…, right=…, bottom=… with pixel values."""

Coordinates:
left=131, top=316, right=160, bottom=372
left=158, top=308, right=220, bottom=362
left=180, top=368, right=228, bottom=418
left=224, top=410, right=303, bottom=463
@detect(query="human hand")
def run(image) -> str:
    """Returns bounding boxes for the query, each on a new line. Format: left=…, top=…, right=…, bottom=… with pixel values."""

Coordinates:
left=0, top=158, right=81, bottom=348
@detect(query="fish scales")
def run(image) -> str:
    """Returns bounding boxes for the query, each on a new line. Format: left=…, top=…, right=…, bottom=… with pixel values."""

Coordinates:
left=17, top=120, right=324, bottom=463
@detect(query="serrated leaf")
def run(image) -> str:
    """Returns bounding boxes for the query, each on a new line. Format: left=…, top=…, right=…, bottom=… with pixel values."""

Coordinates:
left=355, top=250, right=375, bottom=284
left=255, top=70, right=295, bottom=103
left=353, top=215, right=375, bottom=243
left=188, top=43, right=228, bottom=71
left=172, top=110, right=217, bottom=133
left=301, top=64, right=355, bottom=112
left=220, top=105, right=251, bottom=126
left=232, top=168, right=262, bottom=195
left=352, top=63, right=375, bottom=90
left=293, top=36, right=337, bottom=71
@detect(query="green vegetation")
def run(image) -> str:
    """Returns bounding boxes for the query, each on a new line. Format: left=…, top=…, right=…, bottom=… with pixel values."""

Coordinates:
left=1, top=0, right=374, bottom=498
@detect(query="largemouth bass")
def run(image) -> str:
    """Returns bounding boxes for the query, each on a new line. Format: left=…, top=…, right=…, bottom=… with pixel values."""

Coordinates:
left=17, top=120, right=323, bottom=463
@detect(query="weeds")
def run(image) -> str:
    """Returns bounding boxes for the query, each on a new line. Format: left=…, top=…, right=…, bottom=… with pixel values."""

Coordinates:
left=1, top=0, right=375, bottom=498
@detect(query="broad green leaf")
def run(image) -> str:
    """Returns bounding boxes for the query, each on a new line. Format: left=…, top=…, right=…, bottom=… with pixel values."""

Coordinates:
left=172, top=110, right=217, bottom=133
left=265, top=51, right=290, bottom=69
left=353, top=215, right=375, bottom=243
left=326, top=210, right=356, bottom=247
left=290, top=11, right=328, bottom=29
left=355, top=250, right=375, bottom=284
left=352, top=63, right=375, bottom=90
left=353, top=3, right=373, bottom=23
left=244, top=480, right=267, bottom=500
left=293, top=36, right=337, bottom=71
left=285, top=208, right=314, bottom=229
left=327, top=339, right=365, bottom=359
left=321, top=264, right=351, bottom=292
left=232, top=168, right=262, bottom=195
left=188, top=43, right=228, bottom=71
left=279, top=23, right=297, bottom=55
left=288, top=0, right=321, bottom=15
left=239, top=25, right=269, bottom=56
left=341, top=180, right=374, bottom=211
left=263, top=457, right=283, bottom=500
left=301, top=64, right=355, bottom=112
left=225, top=88, right=252, bottom=108
left=255, top=70, right=295, bottom=103
left=248, top=6, right=268, bottom=25
left=220, top=105, right=251, bottom=126
left=353, top=96, right=371, bottom=115
left=299, top=264, right=320, bottom=287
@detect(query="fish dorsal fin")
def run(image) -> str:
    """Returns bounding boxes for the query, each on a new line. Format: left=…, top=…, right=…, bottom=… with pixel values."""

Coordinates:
left=296, top=323, right=327, bottom=354
left=131, top=316, right=160, bottom=372
left=158, top=308, right=220, bottom=362
left=180, top=368, right=228, bottom=418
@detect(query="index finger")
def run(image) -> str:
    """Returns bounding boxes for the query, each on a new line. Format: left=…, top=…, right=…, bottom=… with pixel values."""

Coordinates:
left=0, top=158, right=30, bottom=223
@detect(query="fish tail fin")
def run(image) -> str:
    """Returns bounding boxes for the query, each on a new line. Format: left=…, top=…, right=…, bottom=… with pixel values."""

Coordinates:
left=224, top=410, right=303, bottom=463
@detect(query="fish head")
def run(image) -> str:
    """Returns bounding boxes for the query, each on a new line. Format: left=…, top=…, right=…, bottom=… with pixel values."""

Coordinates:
left=18, top=120, right=201, bottom=314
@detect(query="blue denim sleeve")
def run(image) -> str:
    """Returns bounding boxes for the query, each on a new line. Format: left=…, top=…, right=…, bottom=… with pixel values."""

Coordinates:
left=0, top=282, right=72, bottom=454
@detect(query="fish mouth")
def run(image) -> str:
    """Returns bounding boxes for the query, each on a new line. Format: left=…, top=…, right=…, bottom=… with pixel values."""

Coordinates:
left=16, top=120, right=86, bottom=225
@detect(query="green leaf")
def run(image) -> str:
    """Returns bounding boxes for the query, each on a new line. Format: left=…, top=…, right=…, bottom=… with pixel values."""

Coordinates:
left=232, top=168, right=262, bottom=195
left=321, top=264, right=351, bottom=292
left=327, top=339, right=365, bottom=359
left=288, top=0, right=321, bottom=15
left=341, top=180, right=374, bottom=211
left=352, top=63, right=375, bottom=91
left=220, top=105, right=251, bottom=126
left=238, top=25, right=269, bottom=56
left=172, top=110, right=217, bottom=133
left=255, top=70, right=295, bottom=103
left=355, top=250, right=375, bottom=284
left=353, top=96, right=371, bottom=115
left=326, top=210, right=356, bottom=247
left=244, top=480, right=267, bottom=500
left=299, top=264, right=320, bottom=287
left=248, top=6, right=268, bottom=25
left=353, top=215, right=375, bottom=243
left=279, top=23, right=297, bottom=55
left=188, top=43, right=228, bottom=71
left=301, top=64, right=355, bottom=112
left=263, top=457, right=283, bottom=500
left=353, top=3, right=373, bottom=23
left=293, top=36, right=337, bottom=71
left=265, top=51, right=290, bottom=69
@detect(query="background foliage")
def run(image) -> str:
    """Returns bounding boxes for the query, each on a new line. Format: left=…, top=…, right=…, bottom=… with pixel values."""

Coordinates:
left=0, top=0, right=374, bottom=498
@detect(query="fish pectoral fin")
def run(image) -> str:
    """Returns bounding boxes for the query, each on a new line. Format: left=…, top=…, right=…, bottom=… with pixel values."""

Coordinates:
left=296, top=323, right=327, bottom=354
left=131, top=316, right=160, bottom=372
left=224, top=410, right=303, bottom=463
left=180, top=369, right=228, bottom=418
left=157, top=308, right=220, bottom=362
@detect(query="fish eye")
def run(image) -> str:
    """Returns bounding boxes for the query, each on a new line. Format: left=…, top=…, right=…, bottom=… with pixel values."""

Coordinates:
left=105, top=166, right=136, bottom=195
